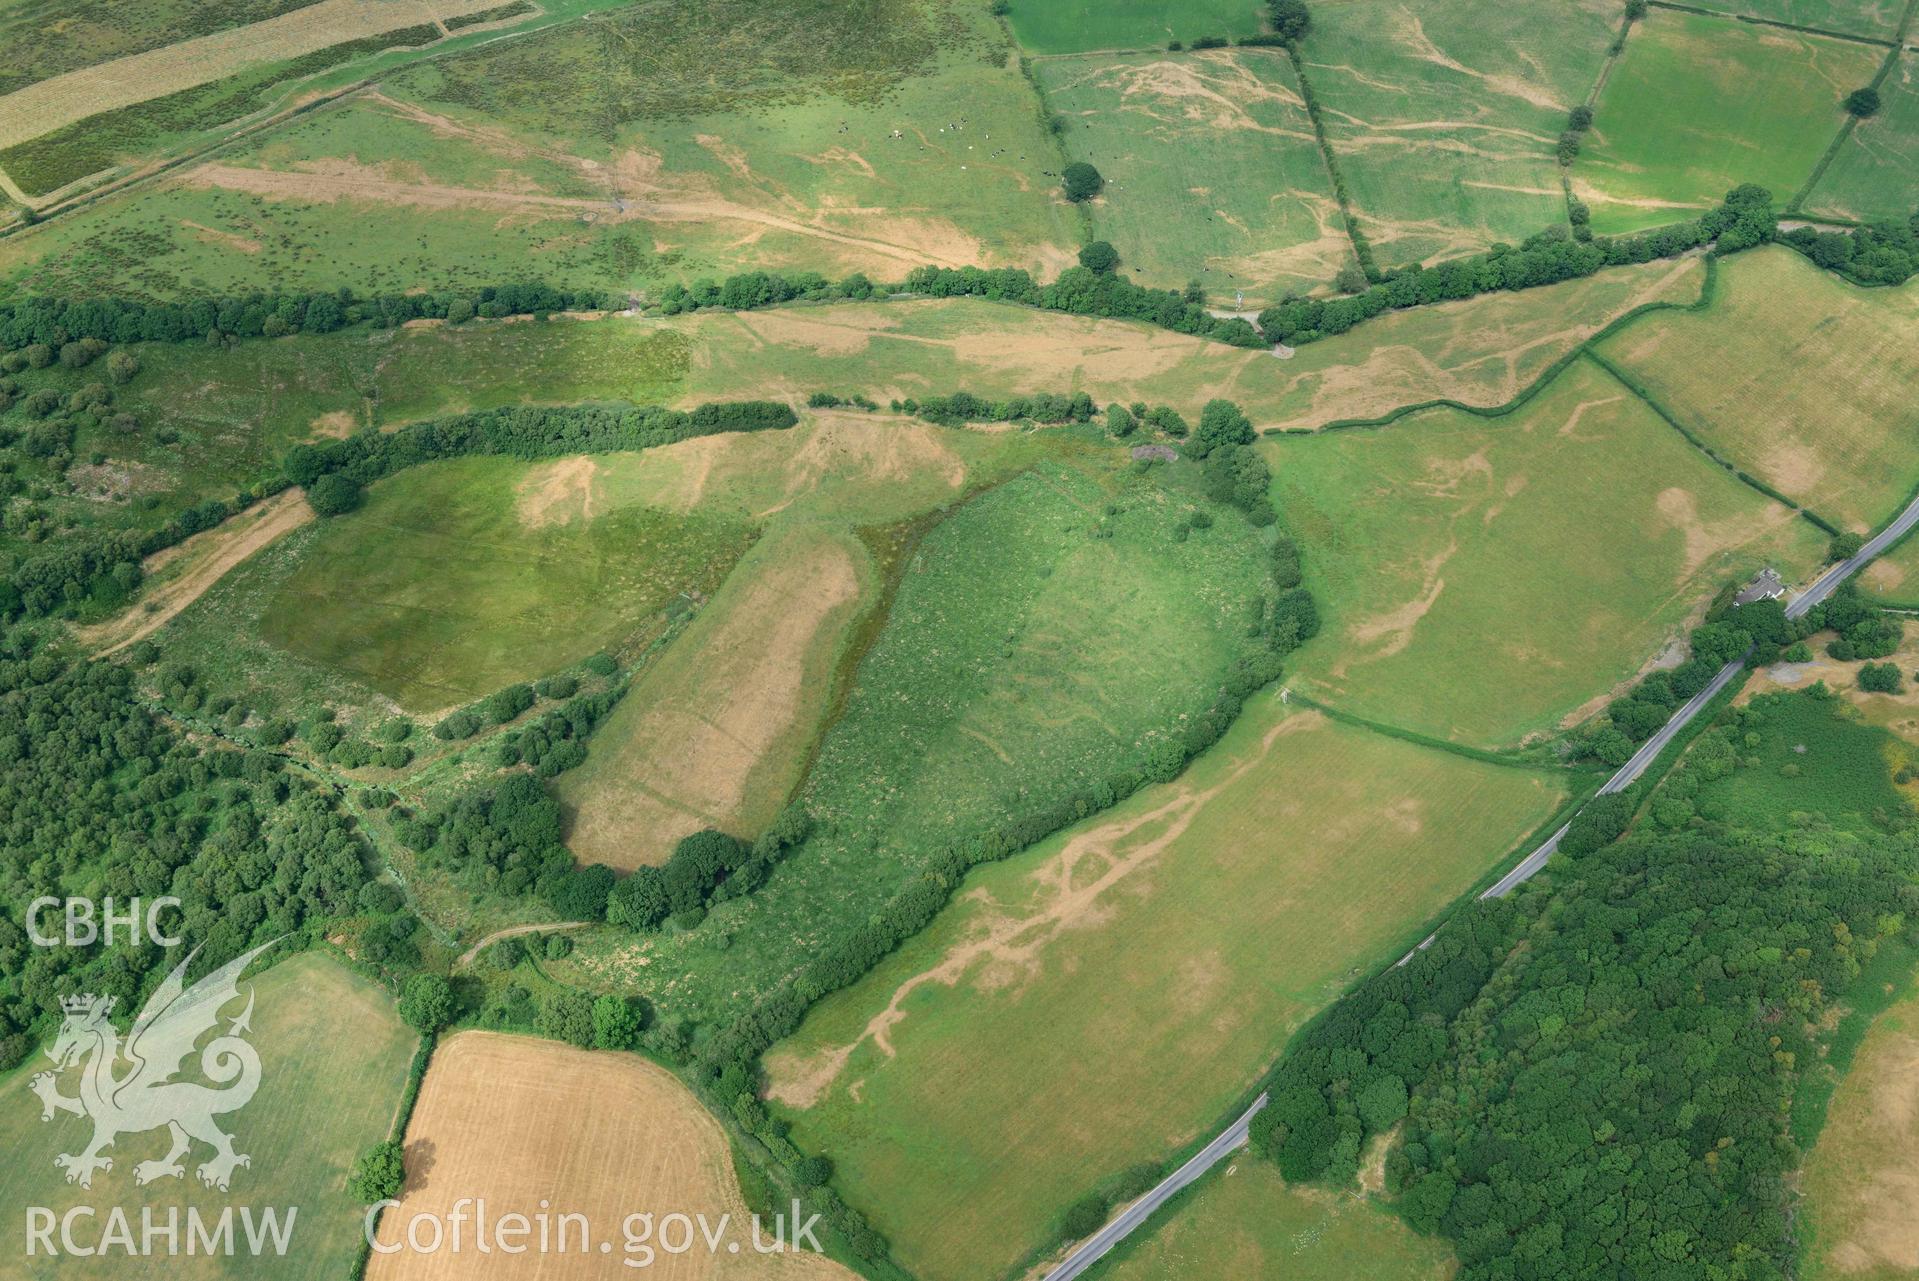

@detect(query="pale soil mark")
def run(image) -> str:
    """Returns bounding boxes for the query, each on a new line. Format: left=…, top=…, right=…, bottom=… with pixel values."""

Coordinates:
left=76, top=488, right=313, bottom=657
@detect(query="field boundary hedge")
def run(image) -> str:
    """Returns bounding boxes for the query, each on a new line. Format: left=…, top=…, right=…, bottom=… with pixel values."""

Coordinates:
left=1283, top=45, right=1379, bottom=280
left=1265, top=253, right=1718, bottom=438
left=1648, top=0, right=1900, bottom=46
left=1788, top=0, right=1919, bottom=210
left=1580, top=347, right=1842, bottom=533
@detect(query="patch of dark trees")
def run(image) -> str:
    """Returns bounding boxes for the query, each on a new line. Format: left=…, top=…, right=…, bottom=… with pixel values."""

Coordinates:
left=1780, top=209, right=1919, bottom=287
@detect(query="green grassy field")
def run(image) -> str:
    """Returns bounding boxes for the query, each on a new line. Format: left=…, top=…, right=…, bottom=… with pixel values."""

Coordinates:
left=1094, top=1161, right=1454, bottom=1281
left=1596, top=246, right=1919, bottom=533
left=761, top=701, right=1564, bottom=1281
left=0, top=0, right=1073, bottom=296
left=1681, top=0, right=1907, bottom=41
left=1574, top=11, right=1879, bottom=233
left=1805, top=54, right=1919, bottom=223
left=253, top=456, right=754, bottom=711
left=556, top=452, right=1278, bottom=1021
left=1268, top=357, right=1827, bottom=748
left=0, top=951, right=416, bottom=1281
left=1036, top=49, right=1347, bottom=302
left=1300, top=0, right=1616, bottom=266
left=1006, top=0, right=1263, bottom=55
left=382, top=0, right=1075, bottom=278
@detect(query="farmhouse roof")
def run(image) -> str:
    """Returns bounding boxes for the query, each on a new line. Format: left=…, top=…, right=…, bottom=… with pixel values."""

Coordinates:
left=1733, top=567, right=1785, bottom=607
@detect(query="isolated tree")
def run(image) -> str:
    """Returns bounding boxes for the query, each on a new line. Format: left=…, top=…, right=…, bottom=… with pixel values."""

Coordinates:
left=398, top=973, right=455, bottom=1032
left=1625, top=0, right=1648, bottom=18
left=1846, top=87, right=1882, bottom=117
left=1568, top=104, right=1594, bottom=132
left=1269, top=0, right=1311, bottom=43
left=1062, top=162, right=1104, bottom=202
left=306, top=472, right=362, bottom=517
left=105, top=350, right=140, bottom=385
left=347, top=1141, right=406, bottom=1202
left=591, top=993, right=643, bottom=1050
left=1077, top=240, right=1120, bottom=274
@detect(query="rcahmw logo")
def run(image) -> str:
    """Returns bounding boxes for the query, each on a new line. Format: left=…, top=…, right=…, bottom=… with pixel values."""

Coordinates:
left=22, top=938, right=300, bottom=1261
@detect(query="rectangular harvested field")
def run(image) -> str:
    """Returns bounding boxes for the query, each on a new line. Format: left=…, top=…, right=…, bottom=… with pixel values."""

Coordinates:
left=1099, top=1159, right=1453, bottom=1281
left=763, top=703, right=1565, bottom=1281
left=1301, top=0, right=1617, bottom=266
left=1596, top=246, right=1919, bottom=533
left=368, top=1031, right=855, bottom=1280
left=1036, top=49, right=1347, bottom=303
left=1574, top=11, right=1879, bottom=233
left=1806, top=54, right=1919, bottom=222
left=0, top=0, right=320, bottom=98
left=0, top=0, right=508, bottom=150
left=1269, top=356, right=1826, bottom=748
left=1007, top=0, right=1263, bottom=54
left=0, top=951, right=416, bottom=1281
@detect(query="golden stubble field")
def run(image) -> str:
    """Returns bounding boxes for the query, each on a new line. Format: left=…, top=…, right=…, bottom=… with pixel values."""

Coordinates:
left=369, top=1031, right=857, bottom=1281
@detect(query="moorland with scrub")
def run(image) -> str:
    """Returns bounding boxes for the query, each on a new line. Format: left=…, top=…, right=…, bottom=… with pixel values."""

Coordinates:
left=4, top=0, right=1919, bottom=1278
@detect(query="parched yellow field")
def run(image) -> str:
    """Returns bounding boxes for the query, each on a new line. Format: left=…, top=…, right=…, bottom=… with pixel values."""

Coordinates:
left=1799, top=979, right=1919, bottom=1281
left=1101, top=1159, right=1455, bottom=1281
left=765, top=701, right=1564, bottom=1281
left=1597, top=246, right=1919, bottom=534
left=369, top=1031, right=856, bottom=1281
left=1270, top=357, right=1828, bottom=748
left=0, top=0, right=510, bottom=150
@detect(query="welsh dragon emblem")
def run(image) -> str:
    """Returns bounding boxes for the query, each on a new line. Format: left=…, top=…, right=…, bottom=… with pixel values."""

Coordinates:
left=30, top=939, right=278, bottom=1191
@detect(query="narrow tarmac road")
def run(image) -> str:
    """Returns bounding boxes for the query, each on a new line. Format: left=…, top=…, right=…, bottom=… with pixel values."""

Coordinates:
left=1042, top=491, right=1919, bottom=1281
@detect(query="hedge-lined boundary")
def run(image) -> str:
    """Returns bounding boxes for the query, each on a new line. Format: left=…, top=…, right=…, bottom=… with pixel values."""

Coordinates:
left=1580, top=348, right=1843, bottom=534
left=1281, top=45, right=1378, bottom=280
left=1263, top=252, right=1720, bottom=439
left=1787, top=0, right=1919, bottom=209
left=1649, top=0, right=1900, bottom=47
left=2, top=400, right=794, bottom=621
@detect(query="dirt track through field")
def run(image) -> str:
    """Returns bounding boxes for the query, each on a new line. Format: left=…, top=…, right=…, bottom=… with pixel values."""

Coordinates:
left=77, top=487, right=312, bottom=656
left=0, top=0, right=512, bottom=148
left=186, top=161, right=980, bottom=268
left=368, top=1032, right=856, bottom=1281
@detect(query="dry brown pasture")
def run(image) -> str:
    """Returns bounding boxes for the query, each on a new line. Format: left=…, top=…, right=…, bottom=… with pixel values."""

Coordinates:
left=368, top=1032, right=856, bottom=1281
